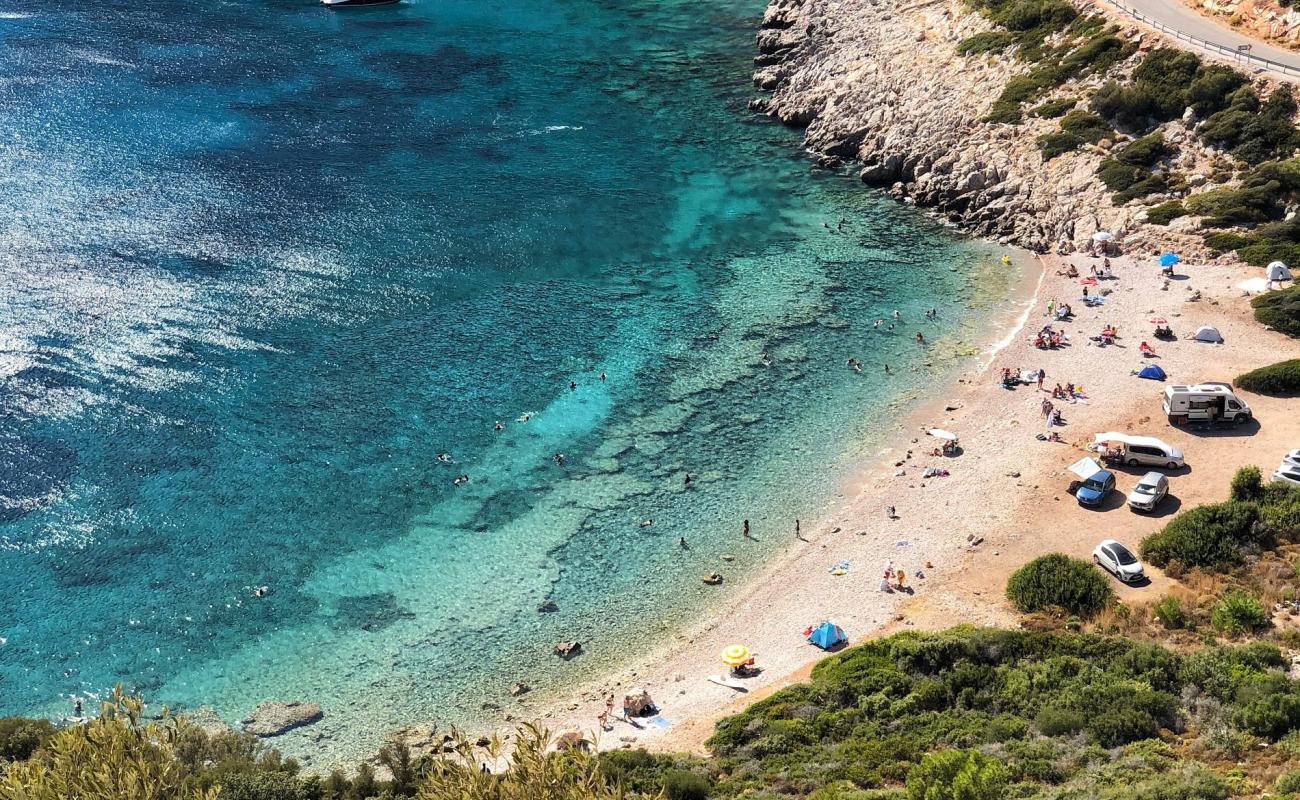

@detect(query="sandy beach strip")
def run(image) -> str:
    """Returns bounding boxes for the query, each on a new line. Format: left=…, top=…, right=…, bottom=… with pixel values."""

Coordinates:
left=509, top=242, right=1300, bottom=755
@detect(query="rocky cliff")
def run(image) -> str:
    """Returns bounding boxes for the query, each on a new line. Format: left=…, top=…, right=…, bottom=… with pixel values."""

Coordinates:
left=748, top=0, right=1226, bottom=253
left=1189, top=0, right=1300, bottom=48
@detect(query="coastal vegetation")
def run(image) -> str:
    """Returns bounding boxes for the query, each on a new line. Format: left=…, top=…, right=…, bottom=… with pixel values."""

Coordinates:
left=1236, top=359, right=1300, bottom=395
left=1004, top=552, right=1114, bottom=616
left=1252, top=286, right=1300, bottom=337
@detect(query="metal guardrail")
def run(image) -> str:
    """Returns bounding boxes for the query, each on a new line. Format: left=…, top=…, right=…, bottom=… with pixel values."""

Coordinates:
left=1106, top=0, right=1300, bottom=77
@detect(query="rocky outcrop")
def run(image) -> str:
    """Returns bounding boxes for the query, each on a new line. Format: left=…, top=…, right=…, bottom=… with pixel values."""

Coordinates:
left=1189, top=0, right=1300, bottom=48
left=241, top=700, right=323, bottom=737
left=751, top=0, right=1162, bottom=252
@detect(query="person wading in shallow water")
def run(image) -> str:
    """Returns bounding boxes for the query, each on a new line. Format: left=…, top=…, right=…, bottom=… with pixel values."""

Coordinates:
left=742, top=519, right=752, bottom=539
left=795, top=519, right=803, bottom=540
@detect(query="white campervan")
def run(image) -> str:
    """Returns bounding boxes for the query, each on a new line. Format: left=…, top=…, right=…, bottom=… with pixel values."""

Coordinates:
left=1162, top=383, right=1252, bottom=426
left=1094, top=432, right=1185, bottom=469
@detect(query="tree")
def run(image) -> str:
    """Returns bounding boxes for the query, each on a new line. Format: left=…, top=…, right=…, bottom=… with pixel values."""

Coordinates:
left=906, top=749, right=1007, bottom=800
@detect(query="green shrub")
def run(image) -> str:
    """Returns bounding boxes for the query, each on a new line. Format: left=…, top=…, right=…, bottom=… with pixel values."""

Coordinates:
left=1152, top=595, right=1188, bottom=629
left=1005, top=553, right=1114, bottom=616
left=662, top=769, right=711, bottom=800
left=1199, top=85, right=1300, bottom=164
left=1060, top=109, right=1113, bottom=141
left=1277, top=770, right=1300, bottom=794
left=1237, top=360, right=1300, bottom=395
left=905, top=749, right=1007, bottom=800
left=1252, top=288, right=1300, bottom=337
left=1030, top=97, right=1077, bottom=118
left=217, top=772, right=307, bottom=800
left=1231, top=466, right=1265, bottom=502
left=957, top=31, right=1016, bottom=54
left=1087, top=708, right=1160, bottom=747
left=1211, top=589, right=1269, bottom=635
left=1185, top=182, right=1286, bottom=227
left=0, top=717, right=57, bottom=761
left=1187, top=64, right=1249, bottom=117
left=985, top=101, right=1024, bottom=125
left=1140, top=501, right=1262, bottom=568
left=1146, top=201, right=1187, bottom=225
left=1091, top=81, right=1160, bottom=130
left=1235, top=693, right=1300, bottom=739
left=1034, top=706, right=1085, bottom=735
left=1038, top=131, right=1083, bottom=159
left=1131, top=48, right=1201, bottom=118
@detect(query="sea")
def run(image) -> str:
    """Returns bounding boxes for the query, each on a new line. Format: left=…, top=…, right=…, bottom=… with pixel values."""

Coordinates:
left=0, top=0, right=1017, bottom=766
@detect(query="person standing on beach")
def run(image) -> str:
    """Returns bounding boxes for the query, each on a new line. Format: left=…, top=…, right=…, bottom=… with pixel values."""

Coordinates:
left=743, top=519, right=752, bottom=539
left=795, top=519, right=803, bottom=540
left=1037, top=369, right=1046, bottom=390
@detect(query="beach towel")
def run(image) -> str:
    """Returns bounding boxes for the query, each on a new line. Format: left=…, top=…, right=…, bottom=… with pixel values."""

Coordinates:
left=829, top=560, right=850, bottom=575
left=647, top=716, right=671, bottom=729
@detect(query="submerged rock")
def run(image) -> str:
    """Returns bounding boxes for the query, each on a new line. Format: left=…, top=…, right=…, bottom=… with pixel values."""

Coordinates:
left=241, top=700, right=323, bottom=737
left=553, top=641, right=583, bottom=659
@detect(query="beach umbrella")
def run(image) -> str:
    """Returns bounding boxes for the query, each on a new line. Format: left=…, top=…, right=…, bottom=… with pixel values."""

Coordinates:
left=1159, top=253, right=1180, bottom=267
left=720, top=645, right=751, bottom=666
left=928, top=428, right=958, bottom=441
left=1149, top=316, right=1167, bottom=324
left=1091, top=231, right=1113, bottom=242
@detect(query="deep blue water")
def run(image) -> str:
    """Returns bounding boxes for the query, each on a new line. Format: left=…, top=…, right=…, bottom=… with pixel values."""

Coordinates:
left=0, top=0, right=1013, bottom=765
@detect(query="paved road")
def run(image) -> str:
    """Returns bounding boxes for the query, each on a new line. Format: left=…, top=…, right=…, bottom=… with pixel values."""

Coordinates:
left=1099, top=0, right=1300, bottom=77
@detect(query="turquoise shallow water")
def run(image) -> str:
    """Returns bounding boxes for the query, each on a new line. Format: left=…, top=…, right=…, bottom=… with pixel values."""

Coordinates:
left=0, top=0, right=1015, bottom=765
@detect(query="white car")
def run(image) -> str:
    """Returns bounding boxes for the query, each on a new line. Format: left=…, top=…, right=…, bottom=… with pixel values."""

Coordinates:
left=1275, top=463, right=1300, bottom=486
left=1127, top=472, right=1169, bottom=512
left=1093, top=539, right=1146, bottom=583
left=1284, top=449, right=1300, bottom=468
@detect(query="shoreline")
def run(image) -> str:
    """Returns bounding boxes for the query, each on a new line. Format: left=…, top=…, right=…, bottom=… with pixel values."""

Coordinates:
left=509, top=238, right=1300, bottom=758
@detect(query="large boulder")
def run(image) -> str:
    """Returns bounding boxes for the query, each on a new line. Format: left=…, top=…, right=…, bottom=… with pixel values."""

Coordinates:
left=241, top=700, right=323, bottom=737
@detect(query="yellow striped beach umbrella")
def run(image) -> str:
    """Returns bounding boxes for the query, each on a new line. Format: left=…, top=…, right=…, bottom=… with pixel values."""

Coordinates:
left=720, top=644, right=751, bottom=666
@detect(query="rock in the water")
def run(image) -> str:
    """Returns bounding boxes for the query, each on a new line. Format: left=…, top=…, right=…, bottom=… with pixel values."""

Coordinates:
left=241, top=701, right=323, bottom=737
left=509, top=682, right=530, bottom=696
left=537, top=599, right=559, bottom=613
left=553, top=641, right=582, bottom=659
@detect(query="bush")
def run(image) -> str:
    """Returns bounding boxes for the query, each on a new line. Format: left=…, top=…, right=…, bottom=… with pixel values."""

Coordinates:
left=1277, top=770, right=1300, bottom=794
left=957, top=31, right=1016, bottom=54
left=662, top=769, right=711, bottom=800
left=1034, top=706, right=1085, bottom=735
left=1005, top=553, right=1114, bottom=616
left=1087, top=708, right=1160, bottom=747
left=905, top=749, right=1007, bottom=800
left=1140, top=501, right=1262, bottom=568
left=1237, top=360, right=1300, bottom=395
left=218, top=772, right=307, bottom=800
left=1211, top=589, right=1270, bottom=635
left=0, top=717, right=56, bottom=761
left=1038, top=131, right=1084, bottom=159
left=1199, top=85, right=1300, bottom=164
left=1060, top=109, right=1114, bottom=141
left=1230, top=466, right=1265, bottom=502
left=1146, top=201, right=1187, bottom=225
left=1152, top=595, right=1188, bottom=629
left=1234, top=692, right=1300, bottom=739
left=1252, top=288, right=1300, bottom=338
left=1131, top=48, right=1201, bottom=118
left=1031, top=97, right=1077, bottom=118
left=1184, top=182, right=1286, bottom=227
left=1187, top=64, right=1248, bottom=117
left=1091, top=81, right=1160, bottom=131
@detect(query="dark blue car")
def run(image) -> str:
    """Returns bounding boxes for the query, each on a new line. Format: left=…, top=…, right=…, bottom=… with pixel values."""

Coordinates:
left=1076, top=470, right=1115, bottom=507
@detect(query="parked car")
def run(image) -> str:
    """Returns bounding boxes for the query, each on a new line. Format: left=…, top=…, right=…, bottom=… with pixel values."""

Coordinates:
left=1093, top=539, right=1145, bottom=583
left=1284, top=449, right=1300, bottom=468
left=1127, top=471, right=1169, bottom=512
left=1274, top=463, right=1300, bottom=486
left=1076, top=469, right=1116, bottom=507
left=1094, top=433, right=1185, bottom=470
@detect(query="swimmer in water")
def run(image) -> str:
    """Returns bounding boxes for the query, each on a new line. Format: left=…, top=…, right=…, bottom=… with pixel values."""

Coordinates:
left=553, top=453, right=565, bottom=465
left=677, top=536, right=688, bottom=549
left=436, top=453, right=452, bottom=463
left=495, top=421, right=504, bottom=432
left=599, top=372, right=607, bottom=381
left=640, top=518, right=654, bottom=528
left=915, top=332, right=924, bottom=343
left=253, top=586, right=269, bottom=598
left=517, top=413, right=530, bottom=423
left=569, top=381, right=577, bottom=391
left=884, top=363, right=891, bottom=374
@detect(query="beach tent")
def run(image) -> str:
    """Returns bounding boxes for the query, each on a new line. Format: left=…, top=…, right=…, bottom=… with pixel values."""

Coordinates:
left=1267, top=261, right=1293, bottom=281
left=1159, top=253, right=1180, bottom=267
left=808, top=622, right=847, bottom=650
left=928, top=429, right=958, bottom=441
left=1137, top=364, right=1167, bottom=381
left=1193, top=325, right=1224, bottom=344
left=1092, top=231, right=1113, bottom=242
left=1068, top=456, right=1104, bottom=481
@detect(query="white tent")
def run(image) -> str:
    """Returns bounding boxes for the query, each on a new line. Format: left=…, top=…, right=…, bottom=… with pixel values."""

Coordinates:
left=1091, top=231, right=1113, bottom=242
left=1193, top=325, right=1224, bottom=344
left=1068, top=456, right=1104, bottom=481
left=928, top=428, right=958, bottom=441
left=1267, top=261, right=1293, bottom=281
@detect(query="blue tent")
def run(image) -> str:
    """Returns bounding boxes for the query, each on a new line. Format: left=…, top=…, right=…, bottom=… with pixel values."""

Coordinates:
left=1159, top=252, right=1181, bottom=267
left=808, top=621, right=847, bottom=650
left=1138, top=364, right=1167, bottom=381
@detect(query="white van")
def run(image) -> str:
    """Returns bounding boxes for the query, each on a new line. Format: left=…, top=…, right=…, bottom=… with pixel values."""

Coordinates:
left=1094, top=433, right=1185, bottom=469
left=1162, top=383, right=1252, bottom=426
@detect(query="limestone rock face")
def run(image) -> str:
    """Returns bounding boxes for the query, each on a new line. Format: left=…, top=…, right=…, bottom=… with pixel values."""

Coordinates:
left=241, top=700, right=323, bottom=737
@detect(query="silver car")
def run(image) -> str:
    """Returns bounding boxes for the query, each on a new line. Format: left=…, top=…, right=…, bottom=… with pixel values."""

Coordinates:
left=1275, top=463, right=1300, bottom=486
left=1127, top=472, right=1169, bottom=512
left=1093, top=539, right=1145, bottom=583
